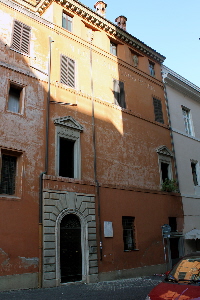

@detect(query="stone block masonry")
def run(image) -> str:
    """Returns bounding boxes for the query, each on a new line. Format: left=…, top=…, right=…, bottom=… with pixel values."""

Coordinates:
left=43, top=189, right=98, bottom=288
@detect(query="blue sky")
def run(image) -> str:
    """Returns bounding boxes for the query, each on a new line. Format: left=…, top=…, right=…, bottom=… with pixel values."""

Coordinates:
left=81, top=0, right=200, bottom=87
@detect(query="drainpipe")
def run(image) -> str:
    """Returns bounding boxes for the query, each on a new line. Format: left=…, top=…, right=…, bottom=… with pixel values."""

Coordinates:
left=89, top=33, right=103, bottom=261
left=162, top=70, right=180, bottom=191
left=39, top=37, right=54, bottom=288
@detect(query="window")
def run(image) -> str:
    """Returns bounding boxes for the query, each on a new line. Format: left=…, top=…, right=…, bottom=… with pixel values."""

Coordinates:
left=191, top=161, right=198, bottom=186
left=161, top=162, right=170, bottom=182
left=0, top=154, right=17, bottom=195
left=182, top=107, right=193, bottom=136
left=157, top=146, right=173, bottom=185
left=62, top=12, right=73, bottom=32
left=54, top=116, right=83, bottom=179
left=122, top=216, right=135, bottom=251
left=132, top=54, right=139, bottom=67
left=153, top=98, right=164, bottom=124
left=60, top=55, right=75, bottom=88
left=11, top=21, right=31, bottom=55
left=110, top=41, right=117, bottom=56
left=149, top=61, right=155, bottom=77
left=169, top=217, right=177, bottom=232
left=113, top=79, right=126, bottom=109
left=8, top=83, right=24, bottom=113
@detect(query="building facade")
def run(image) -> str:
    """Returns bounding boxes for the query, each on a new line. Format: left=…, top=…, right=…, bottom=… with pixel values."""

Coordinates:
left=162, top=66, right=200, bottom=255
left=0, top=0, right=183, bottom=290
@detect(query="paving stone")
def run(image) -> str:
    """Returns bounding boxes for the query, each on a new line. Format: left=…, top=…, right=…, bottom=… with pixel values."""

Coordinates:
left=0, top=276, right=163, bottom=300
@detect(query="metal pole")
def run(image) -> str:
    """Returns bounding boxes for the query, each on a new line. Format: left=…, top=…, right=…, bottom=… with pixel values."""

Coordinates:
left=90, top=33, right=103, bottom=261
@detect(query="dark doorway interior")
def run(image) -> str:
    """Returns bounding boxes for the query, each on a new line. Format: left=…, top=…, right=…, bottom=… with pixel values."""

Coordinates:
left=170, top=238, right=180, bottom=266
left=60, top=214, right=82, bottom=283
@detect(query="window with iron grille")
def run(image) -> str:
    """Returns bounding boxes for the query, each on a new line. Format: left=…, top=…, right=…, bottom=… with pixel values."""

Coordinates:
left=153, top=98, right=164, bottom=124
left=62, top=12, right=73, bottom=32
left=0, top=154, right=17, bottom=195
left=113, top=79, right=126, bottom=109
left=11, top=21, right=31, bottom=55
left=122, top=216, right=135, bottom=251
left=60, top=55, right=75, bottom=88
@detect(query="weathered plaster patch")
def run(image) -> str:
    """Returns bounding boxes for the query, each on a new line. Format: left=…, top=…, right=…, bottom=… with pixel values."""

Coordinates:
left=0, top=248, right=10, bottom=266
left=18, top=257, right=39, bottom=269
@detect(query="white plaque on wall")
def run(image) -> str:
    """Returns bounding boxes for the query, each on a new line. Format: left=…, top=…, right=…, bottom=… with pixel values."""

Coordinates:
left=104, top=221, right=113, bottom=237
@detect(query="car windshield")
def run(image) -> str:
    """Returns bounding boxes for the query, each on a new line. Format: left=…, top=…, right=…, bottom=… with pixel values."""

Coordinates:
left=167, top=255, right=200, bottom=283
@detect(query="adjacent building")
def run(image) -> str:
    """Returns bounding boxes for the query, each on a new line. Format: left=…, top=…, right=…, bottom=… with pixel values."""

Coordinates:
left=162, top=66, right=200, bottom=255
left=0, top=0, right=183, bottom=290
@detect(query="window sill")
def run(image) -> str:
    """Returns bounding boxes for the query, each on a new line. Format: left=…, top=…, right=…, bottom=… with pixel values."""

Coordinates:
left=6, top=110, right=24, bottom=116
left=0, top=194, right=21, bottom=201
left=124, top=249, right=139, bottom=252
left=10, top=48, right=30, bottom=57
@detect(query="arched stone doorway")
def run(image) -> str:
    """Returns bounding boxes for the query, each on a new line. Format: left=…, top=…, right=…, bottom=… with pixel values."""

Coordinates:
left=42, top=190, right=98, bottom=288
left=60, top=214, right=82, bottom=282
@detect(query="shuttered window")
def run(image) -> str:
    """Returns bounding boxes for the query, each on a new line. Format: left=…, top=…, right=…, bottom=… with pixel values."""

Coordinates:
left=11, top=21, right=31, bottom=55
left=60, top=55, right=75, bottom=88
left=153, top=98, right=164, bottom=124
left=113, top=79, right=126, bottom=109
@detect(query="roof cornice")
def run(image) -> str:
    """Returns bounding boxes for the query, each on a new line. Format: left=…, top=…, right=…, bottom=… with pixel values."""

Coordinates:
left=162, top=66, right=200, bottom=103
left=36, top=0, right=165, bottom=63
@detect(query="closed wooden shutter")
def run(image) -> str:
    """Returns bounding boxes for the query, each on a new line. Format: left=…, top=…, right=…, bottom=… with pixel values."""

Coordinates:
left=11, top=21, right=31, bottom=55
left=153, top=98, right=164, bottom=123
left=61, top=55, right=75, bottom=88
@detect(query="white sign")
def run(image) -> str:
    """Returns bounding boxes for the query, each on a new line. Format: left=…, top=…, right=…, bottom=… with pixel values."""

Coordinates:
left=104, top=221, right=113, bottom=237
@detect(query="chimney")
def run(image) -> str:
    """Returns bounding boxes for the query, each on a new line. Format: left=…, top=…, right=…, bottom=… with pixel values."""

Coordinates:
left=115, top=16, right=127, bottom=31
left=94, top=1, right=107, bottom=18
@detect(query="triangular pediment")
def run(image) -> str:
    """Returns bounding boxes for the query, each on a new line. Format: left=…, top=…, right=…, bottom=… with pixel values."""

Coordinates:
left=156, top=145, right=173, bottom=157
left=54, top=116, right=83, bottom=131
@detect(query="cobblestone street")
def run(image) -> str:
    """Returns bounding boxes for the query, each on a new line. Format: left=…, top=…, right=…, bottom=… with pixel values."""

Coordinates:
left=0, top=276, right=163, bottom=300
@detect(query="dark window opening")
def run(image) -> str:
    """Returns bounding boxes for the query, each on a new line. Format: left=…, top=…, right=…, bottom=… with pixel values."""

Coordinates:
left=161, top=162, right=169, bottom=182
left=59, top=137, right=75, bottom=178
left=60, top=55, right=75, bottom=88
left=169, top=217, right=177, bottom=232
left=0, top=154, right=17, bottom=195
left=11, top=20, right=31, bottom=55
left=8, top=84, right=22, bottom=113
left=191, top=162, right=198, bottom=186
left=113, top=79, right=126, bottom=109
left=122, top=216, right=135, bottom=251
left=62, top=12, right=73, bottom=32
left=153, top=98, right=164, bottom=124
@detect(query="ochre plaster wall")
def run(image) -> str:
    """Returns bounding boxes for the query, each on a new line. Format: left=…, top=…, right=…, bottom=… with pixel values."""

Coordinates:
left=0, top=0, right=183, bottom=287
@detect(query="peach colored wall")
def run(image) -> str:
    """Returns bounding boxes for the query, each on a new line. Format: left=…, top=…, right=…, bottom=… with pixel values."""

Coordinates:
left=98, top=187, right=183, bottom=273
left=0, top=0, right=183, bottom=283
left=0, top=3, right=47, bottom=277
